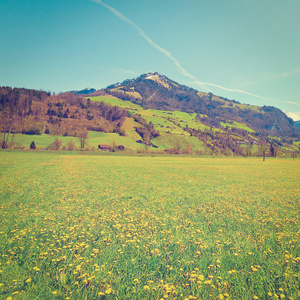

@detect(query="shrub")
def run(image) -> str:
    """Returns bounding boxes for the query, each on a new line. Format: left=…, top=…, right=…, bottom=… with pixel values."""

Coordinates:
left=47, top=139, right=62, bottom=150
left=85, top=145, right=96, bottom=151
left=30, top=141, right=36, bottom=149
left=24, top=127, right=42, bottom=135
left=66, top=140, right=77, bottom=151
left=1, top=140, right=8, bottom=149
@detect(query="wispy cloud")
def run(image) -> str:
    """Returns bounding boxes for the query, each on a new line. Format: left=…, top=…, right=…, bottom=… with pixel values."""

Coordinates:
left=284, top=111, right=300, bottom=121
left=264, top=67, right=300, bottom=81
left=276, top=67, right=300, bottom=79
left=111, top=68, right=140, bottom=76
left=85, top=65, right=138, bottom=76
left=91, top=0, right=300, bottom=107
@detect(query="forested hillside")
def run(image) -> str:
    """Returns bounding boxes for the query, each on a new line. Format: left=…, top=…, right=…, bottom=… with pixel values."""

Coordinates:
left=0, top=87, right=129, bottom=148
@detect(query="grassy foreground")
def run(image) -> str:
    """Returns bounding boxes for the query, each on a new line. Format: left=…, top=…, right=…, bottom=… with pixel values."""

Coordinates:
left=0, top=152, right=299, bottom=300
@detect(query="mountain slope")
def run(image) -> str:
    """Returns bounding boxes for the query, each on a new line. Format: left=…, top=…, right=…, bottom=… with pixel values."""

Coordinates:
left=99, top=72, right=299, bottom=138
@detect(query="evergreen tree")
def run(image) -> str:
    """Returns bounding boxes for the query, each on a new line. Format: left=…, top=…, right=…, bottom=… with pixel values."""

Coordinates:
left=30, top=141, right=36, bottom=149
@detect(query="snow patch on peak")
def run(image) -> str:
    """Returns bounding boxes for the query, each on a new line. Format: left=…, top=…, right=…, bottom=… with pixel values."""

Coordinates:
left=145, top=71, right=164, bottom=80
left=146, top=75, right=155, bottom=80
left=145, top=71, right=160, bottom=76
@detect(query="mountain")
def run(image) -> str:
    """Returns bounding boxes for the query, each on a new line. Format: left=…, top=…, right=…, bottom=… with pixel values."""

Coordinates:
left=100, top=72, right=299, bottom=138
left=71, top=88, right=96, bottom=95
left=296, top=121, right=300, bottom=130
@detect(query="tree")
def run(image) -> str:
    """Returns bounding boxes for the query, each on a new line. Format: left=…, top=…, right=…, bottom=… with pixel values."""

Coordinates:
left=111, top=139, right=116, bottom=152
left=245, top=141, right=253, bottom=157
left=78, top=129, right=88, bottom=149
left=269, top=143, right=279, bottom=157
left=52, top=124, right=62, bottom=139
left=30, top=141, right=36, bottom=149
left=258, top=140, right=268, bottom=161
left=187, top=142, right=192, bottom=155
left=291, top=151, right=297, bottom=160
left=175, top=140, right=181, bottom=154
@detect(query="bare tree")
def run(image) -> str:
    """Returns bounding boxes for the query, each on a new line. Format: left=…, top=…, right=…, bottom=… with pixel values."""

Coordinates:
left=175, top=140, right=181, bottom=154
left=245, top=141, right=253, bottom=157
left=1, top=107, right=15, bottom=148
left=258, top=140, right=268, bottom=161
left=269, top=143, right=278, bottom=157
left=187, top=142, right=192, bottom=155
left=51, top=124, right=62, bottom=139
left=111, top=139, right=116, bottom=152
left=78, top=129, right=88, bottom=149
left=291, top=151, right=297, bottom=160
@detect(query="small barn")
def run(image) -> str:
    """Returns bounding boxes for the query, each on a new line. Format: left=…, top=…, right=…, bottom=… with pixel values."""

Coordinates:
left=98, top=144, right=111, bottom=151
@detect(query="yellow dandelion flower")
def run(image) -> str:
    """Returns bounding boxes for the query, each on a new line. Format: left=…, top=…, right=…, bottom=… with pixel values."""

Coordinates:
left=105, top=288, right=112, bottom=294
left=25, top=278, right=32, bottom=283
left=143, top=285, right=150, bottom=291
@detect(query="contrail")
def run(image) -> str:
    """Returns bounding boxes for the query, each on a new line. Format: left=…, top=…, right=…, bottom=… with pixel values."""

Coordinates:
left=193, top=80, right=300, bottom=106
left=91, top=1, right=196, bottom=79
left=92, top=0, right=300, bottom=106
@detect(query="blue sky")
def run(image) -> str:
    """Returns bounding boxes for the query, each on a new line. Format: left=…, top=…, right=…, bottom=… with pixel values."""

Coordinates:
left=1, top=0, right=300, bottom=120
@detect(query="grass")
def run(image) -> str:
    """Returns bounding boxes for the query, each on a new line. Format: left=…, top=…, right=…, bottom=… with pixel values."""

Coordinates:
left=89, top=96, right=210, bottom=133
left=9, top=132, right=145, bottom=151
left=13, top=134, right=80, bottom=149
left=220, top=121, right=255, bottom=133
left=0, top=151, right=299, bottom=299
left=152, top=133, right=206, bottom=152
left=90, top=96, right=143, bottom=111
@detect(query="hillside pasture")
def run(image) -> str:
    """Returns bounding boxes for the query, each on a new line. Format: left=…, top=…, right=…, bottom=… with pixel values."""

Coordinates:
left=89, top=96, right=210, bottom=133
left=0, top=152, right=299, bottom=299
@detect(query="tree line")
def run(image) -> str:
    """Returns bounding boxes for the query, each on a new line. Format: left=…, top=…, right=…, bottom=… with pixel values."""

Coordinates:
left=0, top=87, right=129, bottom=149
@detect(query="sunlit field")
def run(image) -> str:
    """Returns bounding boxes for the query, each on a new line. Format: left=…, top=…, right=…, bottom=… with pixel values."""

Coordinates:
left=0, top=152, right=299, bottom=300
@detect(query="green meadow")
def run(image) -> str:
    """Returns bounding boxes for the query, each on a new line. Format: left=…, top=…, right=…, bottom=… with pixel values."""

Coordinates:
left=0, top=152, right=299, bottom=299
left=90, top=96, right=210, bottom=133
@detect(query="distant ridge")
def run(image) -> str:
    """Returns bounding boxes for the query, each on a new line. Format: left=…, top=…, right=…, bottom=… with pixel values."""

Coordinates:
left=70, top=88, right=96, bottom=95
